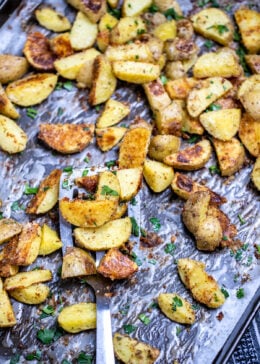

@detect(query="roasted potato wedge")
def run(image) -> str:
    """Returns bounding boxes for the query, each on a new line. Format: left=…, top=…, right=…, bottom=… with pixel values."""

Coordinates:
left=38, top=123, right=94, bottom=154
left=187, top=77, right=233, bottom=118
left=61, top=247, right=96, bottom=279
left=177, top=258, right=225, bottom=308
left=89, top=55, right=117, bottom=106
left=96, top=127, right=127, bottom=151
left=143, top=159, right=174, bottom=193
left=213, top=137, right=245, bottom=176
left=199, top=108, right=241, bottom=141
left=143, top=79, right=171, bottom=113
left=158, top=293, right=195, bottom=324
left=234, top=8, right=260, bottom=54
left=74, top=217, right=131, bottom=251
left=9, top=283, right=50, bottom=305
left=148, top=135, right=180, bottom=162
left=106, top=43, right=153, bottom=63
left=0, top=278, right=16, bottom=327
left=0, top=115, right=27, bottom=154
left=75, top=174, right=98, bottom=192
left=49, top=33, right=74, bottom=58
left=27, top=169, right=61, bottom=214
left=97, top=248, right=138, bottom=280
left=39, top=224, right=62, bottom=256
left=191, top=8, right=234, bottom=46
left=119, top=126, right=151, bottom=168
left=0, top=218, right=22, bottom=245
left=70, top=11, right=98, bottom=51
left=6, top=73, right=58, bottom=107
left=122, top=0, right=152, bottom=17
left=99, top=12, right=118, bottom=32
left=117, top=167, right=143, bottom=201
left=58, top=302, right=96, bottom=333
left=154, top=100, right=183, bottom=135
left=111, top=202, right=128, bottom=220
left=67, top=0, right=106, bottom=23
left=35, top=7, right=71, bottom=32
left=164, top=140, right=212, bottom=171
left=4, top=269, right=52, bottom=291
left=60, top=198, right=117, bottom=227
left=95, top=171, right=120, bottom=202
left=113, top=61, right=160, bottom=84
left=0, top=251, right=18, bottom=278
left=0, top=54, right=29, bottom=84
left=0, top=84, right=19, bottom=119
left=153, top=20, right=177, bottom=42
left=96, top=30, right=110, bottom=52
left=113, top=333, right=160, bottom=364
left=245, top=55, right=260, bottom=74
left=96, top=99, right=130, bottom=128
left=239, top=113, right=260, bottom=157
left=252, top=156, right=260, bottom=191
left=238, top=75, right=260, bottom=122
left=76, top=59, right=95, bottom=88
left=165, top=78, right=197, bottom=100
left=110, top=16, right=146, bottom=44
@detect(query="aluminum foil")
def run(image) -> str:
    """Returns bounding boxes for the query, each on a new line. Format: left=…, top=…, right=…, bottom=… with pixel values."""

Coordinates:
left=0, top=0, right=259, bottom=363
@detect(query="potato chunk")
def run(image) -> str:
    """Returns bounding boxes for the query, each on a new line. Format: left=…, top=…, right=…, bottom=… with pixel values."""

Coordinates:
left=239, top=113, right=260, bottom=157
left=143, top=159, right=174, bottom=193
left=154, top=100, right=183, bottom=136
left=9, top=283, right=50, bottom=305
left=177, top=258, right=225, bottom=308
left=0, top=251, right=18, bottom=278
left=0, top=278, right=16, bottom=327
left=238, top=75, right=260, bottom=121
left=110, top=16, right=146, bottom=44
left=0, top=115, right=27, bottom=154
left=61, top=247, right=96, bottom=279
left=252, top=156, right=260, bottom=191
left=213, top=138, right=245, bottom=176
left=158, top=293, right=195, bottom=324
left=245, top=55, right=260, bottom=74
left=35, top=7, right=71, bottom=32
left=122, top=0, right=152, bottom=17
left=0, top=218, right=22, bottom=245
left=143, top=79, right=171, bottom=113
left=0, top=84, right=19, bottom=119
left=58, top=303, right=96, bottom=333
left=49, top=33, right=74, bottom=59
left=96, top=127, right=127, bottom=151
left=39, top=224, right=62, bottom=256
left=96, top=99, right=130, bottom=128
left=117, top=167, right=143, bottom=201
left=4, top=269, right=52, bottom=291
left=0, top=55, right=29, bottom=84
left=70, top=12, right=98, bottom=51
left=106, top=43, right=153, bottom=63
left=148, top=135, right=180, bottom=162
left=67, top=0, right=106, bottom=23
left=234, top=8, right=260, bottom=54
left=113, top=61, right=160, bottom=84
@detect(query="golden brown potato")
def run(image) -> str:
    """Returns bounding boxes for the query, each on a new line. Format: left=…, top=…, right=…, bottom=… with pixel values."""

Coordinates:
left=164, top=140, right=212, bottom=171
left=70, top=11, right=98, bottom=51
left=177, top=258, right=225, bottom=308
left=208, top=205, right=237, bottom=247
left=113, top=61, right=160, bottom=84
left=0, top=115, right=27, bottom=154
left=165, top=78, right=197, bottom=100
left=0, top=278, right=16, bottom=327
left=106, top=43, right=153, bottom=63
left=61, top=247, right=96, bottom=279
left=96, top=127, right=127, bottom=152
left=75, top=174, right=98, bottom=192
left=158, top=293, right=195, bottom=324
left=39, top=224, right=62, bottom=256
left=119, top=126, right=151, bottom=168
left=96, top=99, right=130, bottom=128
left=27, top=169, right=61, bottom=214
left=113, top=333, right=160, bottom=364
left=0, top=251, right=18, bottom=278
left=96, top=30, right=110, bottom=53
left=110, top=16, right=146, bottom=45
left=49, top=33, right=74, bottom=58
left=97, top=248, right=138, bottom=280
left=0, top=54, right=29, bottom=84
left=239, top=113, right=260, bottom=157
left=117, top=167, right=143, bottom=201
left=154, top=100, right=183, bottom=135
left=0, top=218, right=22, bottom=245
left=181, top=108, right=204, bottom=136
left=0, top=84, right=19, bottom=119
left=74, top=217, right=131, bottom=251
left=143, top=79, right=171, bottom=113
left=99, top=12, right=118, bottom=32
left=122, top=0, right=152, bottom=17
left=234, top=8, right=260, bottom=54
left=60, top=198, right=117, bottom=227
left=238, top=75, right=260, bottom=121
left=143, top=159, right=174, bottom=193
left=67, top=0, right=106, bottom=23
left=107, top=0, right=118, bottom=8
left=6, top=73, right=58, bottom=107
left=38, top=123, right=94, bottom=154
left=58, top=302, right=96, bottom=333
left=245, top=55, right=260, bottom=74
left=76, top=59, right=95, bottom=88
left=252, top=156, right=260, bottom=191
left=164, top=38, right=198, bottom=62
left=153, top=20, right=177, bottom=42
left=95, top=170, right=120, bottom=202
left=4, top=269, right=52, bottom=291
left=35, top=6, right=71, bottom=32
left=148, top=135, right=181, bottom=162
left=110, top=203, right=128, bottom=220
left=153, top=0, right=182, bottom=14
left=213, top=138, right=245, bottom=176
left=9, top=283, right=50, bottom=305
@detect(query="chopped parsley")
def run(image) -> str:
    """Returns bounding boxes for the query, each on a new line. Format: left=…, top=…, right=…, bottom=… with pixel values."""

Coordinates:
left=37, top=328, right=56, bottom=344
left=77, top=352, right=93, bottom=364
left=63, top=166, right=73, bottom=173
left=130, top=197, right=137, bottom=205
left=24, top=183, right=39, bottom=195
left=140, top=227, right=147, bottom=237
left=95, top=105, right=101, bottom=112
left=172, top=296, right=183, bottom=311
left=236, top=288, right=245, bottom=299
left=82, top=169, right=88, bottom=177
left=25, top=350, right=42, bottom=361
left=256, top=245, right=260, bottom=254
left=11, top=201, right=24, bottom=211
left=119, top=303, right=130, bottom=316
left=149, top=217, right=161, bottom=232
left=105, top=160, right=116, bottom=169
left=207, top=24, right=229, bottom=35
left=61, top=360, right=72, bottom=364
left=149, top=4, right=159, bottom=13
left=108, top=8, right=121, bottom=19
left=9, top=354, right=20, bottom=364
left=164, top=8, right=184, bottom=20
left=26, top=107, right=38, bottom=119
left=84, top=157, right=90, bottom=163
left=137, top=29, right=145, bottom=35
left=131, top=252, right=142, bottom=266
left=148, top=259, right=157, bottom=265
left=123, top=324, right=136, bottom=334
left=130, top=217, right=139, bottom=236
left=0, top=212, right=3, bottom=220
left=138, top=313, right=151, bottom=325
left=40, top=305, right=55, bottom=319
left=233, top=31, right=241, bottom=42
left=187, top=135, right=200, bottom=144
left=63, top=80, right=73, bottom=91
left=222, top=235, right=228, bottom=241
left=209, top=165, right=220, bottom=175
left=176, top=326, right=182, bottom=336
left=236, top=45, right=250, bottom=74
left=62, top=178, right=71, bottom=190
left=192, top=304, right=200, bottom=310
left=206, top=103, right=222, bottom=112
left=198, top=0, right=219, bottom=7
left=238, top=214, right=246, bottom=225
left=101, top=185, right=119, bottom=196
left=206, top=93, right=213, bottom=99
left=164, top=243, right=176, bottom=255
left=246, top=256, right=253, bottom=266
left=57, top=107, right=64, bottom=116
left=204, top=39, right=214, bottom=49
left=160, top=74, right=168, bottom=85
left=221, top=287, right=229, bottom=298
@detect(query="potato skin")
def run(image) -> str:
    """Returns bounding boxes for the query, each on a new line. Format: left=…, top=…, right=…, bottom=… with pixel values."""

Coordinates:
left=9, top=283, right=49, bottom=305
left=0, top=218, right=22, bottom=245
left=148, top=135, right=180, bottom=162
left=0, top=55, right=29, bottom=84
left=158, top=293, right=195, bottom=324
left=61, top=247, right=96, bottom=279
left=58, top=302, right=96, bottom=333
left=239, top=112, right=260, bottom=157
left=0, top=115, right=27, bottom=154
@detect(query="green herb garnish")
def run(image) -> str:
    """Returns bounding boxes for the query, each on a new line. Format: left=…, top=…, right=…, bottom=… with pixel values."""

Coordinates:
left=26, top=107, right=37, bottom=119
left=138, top=313, right=151, bottom=325
left=238, top=214, right=246, bottom=225
left=149, top=4, right=159, bottom=13
left=221, top=287, right=229, bottom=298
left=236, top=288, right=245, bottom=299
left=101, top=185, right=119, bottom=196
left=148, top=259, right=157, bottom=265
left=108, top=8, right=121, bottom=19
left=164, top=8, right=184, bottom=20
left=209, top=165, right=220, bottom=175
left=105, top=160, right=116, bottom=169
left=9, top=354, right=20, bottom=364
left=63, top=80, right=73, bottom=91
left=63, top=166, right=73, bottom=173
left=137, top=29, right=145, bottom=35
left=164, top=243, right=176, bottom=255
left=130, top=197, right=137, bottom=205
left=160, top=74, right=168, bottom=85
left=207, top=103, right=222, bottom=112
left=172, top=296, right=183, bottom=311
left=77, top=352, right=93, bottom=364
left=149, top=217, right=161, bottom=232
left=40, top=305, right=55, bottom=319
left=187, top=135, right=200, bottom=144
left=11, top=201, right=24, bottom=211
left=130, top=217, right=139, bottom=236
left=204, top=40, right=214, bottom=49
left=131, top=252, right=142, bottom=266
left=24, top=183, right=39, bottom=195
left=123, top=324, right=136, bottom=334
left=82, top=169, right=88, bottom=177
left=25, top=350, right=41, bottom=361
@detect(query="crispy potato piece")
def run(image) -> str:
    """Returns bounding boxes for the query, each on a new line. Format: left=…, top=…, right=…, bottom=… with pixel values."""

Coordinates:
left=0, top=55, right=29, bottom=84
left=96, top=30, right=110, bottom=52
left=4, top=269, right=52, bottom=291
left=58, top=302, right=96, bottom=333
left=67, top=0, right=106, bottom=23
left=119, top=126, right=151, bottom=168
left=9, top=283, right=50, bottom=305
left=0, top=278, right=16, bottom=327
left=193, top=48, right=242, bottom=78
left=0, top=115, right=27, bottom=154
left=113, top=61, right=160, bottom=84
left=39, top=224, right=62, bottom=256
left=171, top=172, right=226, bottom=205
left=164, top=38, right=198, bottom=62
left=96, top=127, right=127, bottom=151
left=75, top=174, right=98, bottom=192
left=153, top=20, right=177, bottom=42
left=158, top=293, right=195, bottom=324
left=23, top=32, right=56, bottom=71
left=111, top=203, right=128, bottom=220
left=70, top=12, right=98, bottom=51
left=208, top=205, right=237, bottom=246
left=54, top=48, right=100, bottom=79
left=117, top=167, right=143, bottom=201
left=62, top=247, right=96, bottom=279
left=245, top=55, right=260, bottom=74
left=165, top=60, right=185, bottom=80
left=106, top=43, right=153, bottom=63
left=99, top=12, right=118, bottom=32
left=143, top=159, right=174, bottom=193
left=143, top=79, right=171, bottom=112
left=234, top=8, right=260, bottom=54
left=76, top=59, right=95, bottom=88
left=154, top=0, right=182, bottom=14
left=122, top=0, right=152, bottom=17
left=0, top=251, right=18, bottom=278
left=110, top=16, right=146, bottom=44
left=75, top=217, right=131, bottom=251
left=60, top=198, right=117, bottom=227
left=97, top=99, right=130, bottom=128
left=165, top=78, right=197, bottom=100
left=164, top=140, right=212, bottom=171
left=113, top=333, right=160, bottom=364
left=154, top=100, right=183, bottom=135
left=0, top=84, right=19, bottom=119
left=252, top=156, right=260, bottom=191
left=0, top=218, right=22, bottom=245
left=97, top=248, right=138, bottom=280
left=6, top=73, right=57, bottom=107
left=35, top=7, right=71, bottom=32
left=239, top=113, right=260, bottom=157
left=238, top=75, right=260, bottom=121
left=139, top=34, right=164, bottom=61
left=38, top=123, right=94, bottom=154
left=187, top=77, right=233, bottom=118
left=182, top=114, right=204, bottom=135
left=95, top=171, right=120, bottom=201
left=89, top=55, right=117, bottom=106
left=148, top=135, right=180, bottom=162
left=177, top=258, right=225, bottom=308
left=191, top=8, right=234, bottom=46
left=199, top=109, right=241, bottom=141
left=49, top=33, right=74, bottom=58
left=213, top=137, right=245, bottom=176
left=2, top=222, right=41, bottom=266
left=27, top=169, right=61, bottom=214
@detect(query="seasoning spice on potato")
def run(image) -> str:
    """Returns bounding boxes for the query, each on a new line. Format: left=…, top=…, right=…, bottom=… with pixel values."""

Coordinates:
left=158, top=293, right=195, bottom=324
left=0, top=218, right=22, bottom=245
left=0, top=115, right=28, bottom=154
left=58, top=302, right=96, bottom=333
left=0, top=54, right=29, bottom=84
left=61, top=246, right=96, bottom=279
left=0, top=278, right=16, bottom=327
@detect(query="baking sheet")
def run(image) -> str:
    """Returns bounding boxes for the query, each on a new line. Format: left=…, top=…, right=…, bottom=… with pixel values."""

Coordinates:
left=0, top=0, right=259, bottom=363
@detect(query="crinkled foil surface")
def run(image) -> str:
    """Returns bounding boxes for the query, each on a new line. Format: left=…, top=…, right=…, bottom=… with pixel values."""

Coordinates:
left=0, top=0, right=259, bottom=363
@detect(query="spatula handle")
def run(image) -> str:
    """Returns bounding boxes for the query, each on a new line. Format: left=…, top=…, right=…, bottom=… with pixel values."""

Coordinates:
left=95, top=295, right=115, bottom=364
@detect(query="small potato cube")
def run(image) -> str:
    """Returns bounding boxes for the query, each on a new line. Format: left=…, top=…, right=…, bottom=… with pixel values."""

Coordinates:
left=238, top=75, right=260, bottom=122
left=67, top=0, right=106, bottom=23
left=35, top=6, right=71, bottom=32
left=62, top=247, right=96, bottom=279
left=58, top=302, right=96, bottom=333
left=0, top=251, right=18, bottom=278
left=148, top=135, right=180, bottom=162
left=117, top=167, right=143, bottom=201
left=70, top=12, right=98, bottom=51
left=252, top=156, right=260, bottom=191
left=143, top=159, right=174, bottom=193
left=96, top=99, right=130, bottom=128
left=106, top=43, right=153, bottom=63
left=39, top=224, right=62, bottom=256
left=234, top=8, right=260, bottom=54
left=9, top=283, right=50, bottom=305
left=0, top=218, right=22, bottom=245
left=0, top=115, right=27, bottom=154
left=0, top=278, right=16, bottom=327
left=153, top=20, right=177, bottom=42
left=99, top=13, right=118, bottom=32
left=113, top=61, right=160, bottom=84
left=154, top=101, right=183, bottom=135
left=158, top=293, right=195, bottom=324
left=96, top=127, right=127, bottom=151
left=165, top=78, right=197, bottom=100
left=122, top=0, right=152, bottom=17
left=239, top=113, right=260, bottom=157
left=143, top=79, right=171, bottom=113
left=110, top=16, right=146, bottom=44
